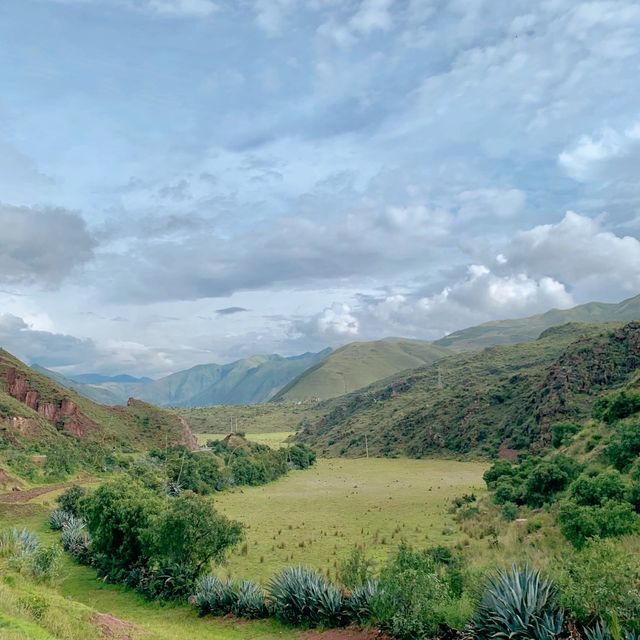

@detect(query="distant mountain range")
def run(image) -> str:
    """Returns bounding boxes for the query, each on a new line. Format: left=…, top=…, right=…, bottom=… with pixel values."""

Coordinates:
left=434, top=293, right=640, bottom=351
left=30, top=293, right=640, bottom=409
left=273, top=339, right=449, bottom=402
left=35, top=350, right=330, bottom=407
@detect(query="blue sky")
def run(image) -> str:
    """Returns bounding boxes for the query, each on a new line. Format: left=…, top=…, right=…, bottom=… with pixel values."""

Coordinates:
left=1, top=0, right=640, bottom=376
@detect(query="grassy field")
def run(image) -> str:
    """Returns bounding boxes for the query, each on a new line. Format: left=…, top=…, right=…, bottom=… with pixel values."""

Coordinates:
left=214, top=458, right=486, bottom=582
left=0, top=457, right=486, bottom=638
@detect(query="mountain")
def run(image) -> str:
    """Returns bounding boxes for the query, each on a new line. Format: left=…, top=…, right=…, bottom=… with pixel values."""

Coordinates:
left=70, top=373, right=153, bottom=384
left=272, top=339, right=449, bottom=402
left=35, top=350, right=331, bottom=407
left=0, top=348, right=196, bottom=478
left=434, top=293, right=640, bottom=351
left=295, top=321, right=640, bottom=458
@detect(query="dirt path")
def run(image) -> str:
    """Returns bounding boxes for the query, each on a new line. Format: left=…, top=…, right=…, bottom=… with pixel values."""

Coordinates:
left=0, top=479, right=97, bottom=504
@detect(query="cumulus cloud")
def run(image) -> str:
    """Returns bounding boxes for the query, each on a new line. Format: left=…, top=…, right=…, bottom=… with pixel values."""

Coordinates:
left=506, top=211, right=640, bottom=296
left=559, top=120, right=640, bottom=182
left=0, top=204, right=95, bottom=287
left=290, top=303, right=359, bottom=345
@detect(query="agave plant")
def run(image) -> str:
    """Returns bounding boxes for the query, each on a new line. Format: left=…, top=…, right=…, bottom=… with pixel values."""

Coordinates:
left=0, top=527, right=39, bottom=557
left=192, top=574, right=237, bottom=616
left=49, top=509, right=73, bottom=531
left=268, top=565, right=346, bottom=627
left=60, top=516, right=91, bottom=561
left=344, top=579, right=379, bottom=624
left=584, top=620, right=638, bottom=640
left=472, top=565, right=565, bottom=640
left=233, top=580, right=268, bottom=619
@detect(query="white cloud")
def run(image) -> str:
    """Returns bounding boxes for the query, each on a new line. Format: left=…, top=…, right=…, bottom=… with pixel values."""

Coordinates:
left=559, top=120, right=640, bottom=182
left=457, top=188, right=526, bottom=220
left=252, top=0, right=297, bottom=36
left=507, top=211, right=640, bottom=295
left=350, top=0, right=394, bottom=35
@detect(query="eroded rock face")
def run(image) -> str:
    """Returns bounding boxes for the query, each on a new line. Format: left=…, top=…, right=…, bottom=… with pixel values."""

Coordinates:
left=4, top=368, right=94, bottom=438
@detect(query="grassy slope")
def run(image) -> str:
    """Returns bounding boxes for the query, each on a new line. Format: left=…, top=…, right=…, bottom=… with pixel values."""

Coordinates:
left=435, top=292, right=640, bottom=351
left=295, top=322, right=640, bottom=458
left=273, top=339, right=449, bottom=402
left=0, top=348, right=192, bottom=471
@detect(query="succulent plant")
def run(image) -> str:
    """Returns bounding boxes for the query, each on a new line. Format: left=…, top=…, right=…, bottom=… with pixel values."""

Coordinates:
left=192, top=574, right=237, bottom=616
left=49, top=509, right=72, bottom=531
left=472, top=565, right=565, bottom=640
left=233, top=580, right=268, bottom=619
left=344, top=579, right=379, bottom=624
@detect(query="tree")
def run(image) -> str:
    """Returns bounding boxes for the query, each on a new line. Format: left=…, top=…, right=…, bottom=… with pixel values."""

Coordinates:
left=147, top=491, right=243, bottom=576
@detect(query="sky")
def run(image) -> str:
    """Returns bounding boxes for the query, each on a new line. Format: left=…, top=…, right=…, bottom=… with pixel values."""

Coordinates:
left=1, top=0, right=640, bottom=377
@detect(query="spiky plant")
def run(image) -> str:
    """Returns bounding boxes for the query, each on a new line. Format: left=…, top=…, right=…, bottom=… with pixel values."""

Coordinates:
left=60, top=516, right=91, bottom=562
left=49, top=509, right=72, bottom=531
left=268, top=566, right=346, bottom=627
left=344, top=579, right=379, bottom=624
left=233, top=580, right=268, bottom=619
left=192, top=575, right=238, bottom=616
left=584, top=620, right=638, bottom=640
left=0, top=527, right=39, bottom=557
left=472, top=565, right=565, bottom=640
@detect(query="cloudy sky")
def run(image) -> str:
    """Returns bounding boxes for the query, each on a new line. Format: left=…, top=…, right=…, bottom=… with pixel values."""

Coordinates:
left=1, top=0, right=640, bottom=377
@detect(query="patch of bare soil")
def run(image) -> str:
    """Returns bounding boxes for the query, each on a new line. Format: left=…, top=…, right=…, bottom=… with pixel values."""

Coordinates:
left=90, top=613, right=135, bottom=639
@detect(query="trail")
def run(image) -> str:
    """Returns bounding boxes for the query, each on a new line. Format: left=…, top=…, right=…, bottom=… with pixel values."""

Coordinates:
left=0, top=479, right=97, bottom=504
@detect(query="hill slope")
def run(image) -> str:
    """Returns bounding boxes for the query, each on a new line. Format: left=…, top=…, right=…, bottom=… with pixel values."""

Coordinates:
left=273, top=339, right=449, bottom=401
left=36, top=350, right=330, bottom=407
left=295, top=322, right=640, bottom=458
left=0, top=348, right=196, bottom=480
left=434, top=293, right=640, bottom=351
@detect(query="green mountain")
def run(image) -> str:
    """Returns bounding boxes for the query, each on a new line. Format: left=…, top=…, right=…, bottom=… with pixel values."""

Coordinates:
left=272, top=339, right=449, bottom=402
left=295, top=322, right=640, bottom=459
left=434, top=293, right=640, bottom=351
left=0, top=348, right=196, bottom=479
left=35, top=350, right=330, bottom=407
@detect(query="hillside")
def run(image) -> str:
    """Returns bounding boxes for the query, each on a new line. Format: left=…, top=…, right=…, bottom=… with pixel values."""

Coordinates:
left=273, top=339, right=449, bottom=401
left=0, top=348, right=196, bottom=481
left=434, top=293, right=640, bottom=351
left=295, top=322, right=640, bottom=458
left=36, top=350, right=330, bottom=407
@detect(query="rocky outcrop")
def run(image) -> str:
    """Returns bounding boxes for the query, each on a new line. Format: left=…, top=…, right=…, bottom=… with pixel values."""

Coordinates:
left=4, top=367, right=95, bottom=438
left=178, top=416, right=198, bottom=451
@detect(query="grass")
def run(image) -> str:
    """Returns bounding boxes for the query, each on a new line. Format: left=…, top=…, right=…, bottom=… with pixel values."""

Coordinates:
left=195, top=432, right=295, bottom=448
left=214, top=458, right=487, bottom=582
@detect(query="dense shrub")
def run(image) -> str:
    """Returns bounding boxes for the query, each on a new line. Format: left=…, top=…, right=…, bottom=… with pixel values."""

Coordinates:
left=268, top=566, right=346, bottom=627
left=29, top=544, right=63, bottom=582
left=337, top=546, right=375, bottom=588
left=551, top=421, right=582, bottom=448
left=607, top=422, right=640, bottom=471
left=472, top=565, right=564, bottom=640
left=56, top=485, right=86, bottom=517
left=593, top=391, right=640, bottom=424
left=554, top=539, right=640, bottom=631
left=371, top=543, right=452, bottom=639
left=569, top=469, right=629, bottom=506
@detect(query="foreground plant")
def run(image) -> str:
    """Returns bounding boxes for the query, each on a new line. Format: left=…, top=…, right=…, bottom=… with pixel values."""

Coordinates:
left=472, top=565, right=564, bottom=640
left=192, top=574, right=237, bottom=616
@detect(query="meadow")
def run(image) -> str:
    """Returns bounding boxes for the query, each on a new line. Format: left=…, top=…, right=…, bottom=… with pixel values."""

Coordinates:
left=0, top=457, right=486, bottom=639
left=214, top=458, right=487, bottom=582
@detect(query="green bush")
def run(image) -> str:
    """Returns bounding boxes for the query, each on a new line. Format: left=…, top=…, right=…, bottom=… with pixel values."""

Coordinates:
left=472, top=565, right=564, bottom=640
left=268, top=566, right=346, bottom=627
left=49, top=509, right=72, bottom=531
left=501, top=502, right=518, bottom=521
left=56, top=485, right=86, bottom=517
left=337, top=546, right=374, bottom=588
left=554, top=538, right=640, bottom=631
left=344, top=579, right=378, bottom=625
left=607, top=422, right=640, bottom=471
left=371, top=543, right=452, bottom=639
left=29, top=543, right=63, bottom=582
left=593, top=391, right=640, bottom=424
left=569, top=469, right=629, bottom=506
left=551, top=421, right=582, bottom=448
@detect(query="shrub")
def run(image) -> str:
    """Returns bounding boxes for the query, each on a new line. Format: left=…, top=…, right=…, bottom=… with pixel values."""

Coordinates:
left=607, top=422, right=640, bottom=471
left=501, top=502, right=518, bottom=521
left=570, top=469, right=629, bottom=506
left=337, top=546, right=374, bottom=588
left=268, top=566, right=346, bottom=627
left=61, top=516, right=91, bottom=563
left=0, top=527, right=39, bottom=557
left=233, top=580, right=268, bottom=619
left=554, top=538, right=640, bottom=630
left=583, top=620, right=638, bottom=640
left=192, top=574, right=237, bottom=616
left=483, top=461, right=514, bottom=487
left=593, top=391, right=640, bottom=424
left=57, top=485, right=86, bottom=517
left=29, top=543, right=63, bottom=582
left=49, top=509, right=73, bottom=531
left=558, top=500, right=638, bottom=548
left=472, top=565, right=564, bottom=640
left=371, top=543, right=451, bottom=639
left=551, top=421, right=582, bottom=448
